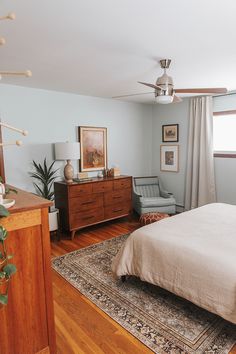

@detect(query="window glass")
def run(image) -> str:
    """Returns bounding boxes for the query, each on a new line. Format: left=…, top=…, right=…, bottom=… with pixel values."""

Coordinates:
left=213, top=114, right=236, bottom=152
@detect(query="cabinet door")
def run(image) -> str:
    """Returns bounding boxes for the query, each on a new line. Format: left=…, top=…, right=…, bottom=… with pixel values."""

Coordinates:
left=92, top=181, right=113, bottom=193
left=113, top=178, right=131, bottom=190
left=70, top=193, right=103, bottom=211
left=70, top=208, right=104, bottom=229
left=104, top=203, right=131, bottom=219
left=69, top=183, right=92, bottom=197
left=104, top=190, right=131, bottom=206
left=0, top=224, right=49, bottom=353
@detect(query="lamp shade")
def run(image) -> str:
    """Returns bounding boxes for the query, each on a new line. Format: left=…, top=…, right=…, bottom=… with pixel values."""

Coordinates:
left=54, top=142, right=80, bottom=161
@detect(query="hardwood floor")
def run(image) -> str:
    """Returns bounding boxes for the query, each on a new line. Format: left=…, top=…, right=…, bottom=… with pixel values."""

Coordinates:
left=51, top=216, right=236, bottom=354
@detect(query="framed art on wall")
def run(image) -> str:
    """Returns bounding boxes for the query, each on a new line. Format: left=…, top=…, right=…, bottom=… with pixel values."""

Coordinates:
left=162, top=124, right=179, bottom=142
left=160, top=145, right=179, bottom=172
left=78, top=126, right=107, bottom=172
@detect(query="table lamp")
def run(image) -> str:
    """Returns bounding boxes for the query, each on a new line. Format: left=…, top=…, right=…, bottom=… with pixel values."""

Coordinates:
left=54, top=142, right=80, bottom=183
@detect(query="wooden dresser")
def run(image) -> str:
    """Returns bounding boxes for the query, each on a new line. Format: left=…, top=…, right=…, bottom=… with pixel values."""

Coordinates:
left=54, top=176, right=132, bottom=239
left=0, top=188, right=56, bottom=354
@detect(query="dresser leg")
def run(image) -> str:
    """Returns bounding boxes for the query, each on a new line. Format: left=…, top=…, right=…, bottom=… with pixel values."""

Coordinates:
left=71, top=230, right=76, bottom=240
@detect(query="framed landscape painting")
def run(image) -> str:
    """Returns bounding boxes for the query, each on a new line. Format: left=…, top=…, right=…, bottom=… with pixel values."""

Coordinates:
left=78, top=126, right=107, bottom=172
left=162, top=124, right=179, bottom=142
left=160, top=145, right=179, bottom=172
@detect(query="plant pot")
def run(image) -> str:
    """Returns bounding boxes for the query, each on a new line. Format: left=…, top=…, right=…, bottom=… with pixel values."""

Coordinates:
left=49, top=209, right=59, bottom=232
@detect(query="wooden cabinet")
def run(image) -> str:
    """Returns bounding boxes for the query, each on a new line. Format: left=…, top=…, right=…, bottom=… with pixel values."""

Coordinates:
left=0, top=188, right=56, bottom=354
left=54, top=176, right=132, bottom=239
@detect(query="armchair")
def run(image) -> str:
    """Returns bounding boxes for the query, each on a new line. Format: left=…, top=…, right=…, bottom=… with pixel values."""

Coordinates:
left=133, top=176, right=176, bottom=215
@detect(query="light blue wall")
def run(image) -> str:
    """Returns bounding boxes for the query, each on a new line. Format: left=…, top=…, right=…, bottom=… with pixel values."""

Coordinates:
left=151, top=99, right=189, bottom=208
left=0, top=84, right=153, bottom=191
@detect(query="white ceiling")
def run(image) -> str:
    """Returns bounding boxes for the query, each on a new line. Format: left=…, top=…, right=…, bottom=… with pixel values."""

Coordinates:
left=0, top=0, right=236, bottom=103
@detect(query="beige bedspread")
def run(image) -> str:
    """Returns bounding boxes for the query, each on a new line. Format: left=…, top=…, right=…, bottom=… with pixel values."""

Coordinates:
left=112, top=203, right=236, bottom=324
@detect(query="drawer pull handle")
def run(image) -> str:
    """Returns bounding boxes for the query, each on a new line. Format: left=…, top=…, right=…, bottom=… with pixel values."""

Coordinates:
left=82, top=216, right=94, bottom=220
left=82, top=201, right=94, bottom=205
left=113, top=209, right=123, bottom=212
left=114, top=196, right=122, bottom=199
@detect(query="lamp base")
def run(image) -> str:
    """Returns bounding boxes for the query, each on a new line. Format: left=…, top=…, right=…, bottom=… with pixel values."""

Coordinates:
left=64, top=160, right=74, bottom=183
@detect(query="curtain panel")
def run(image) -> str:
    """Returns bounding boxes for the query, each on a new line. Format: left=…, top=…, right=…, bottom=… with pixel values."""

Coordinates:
left=185, top=96, right=216, bottom=210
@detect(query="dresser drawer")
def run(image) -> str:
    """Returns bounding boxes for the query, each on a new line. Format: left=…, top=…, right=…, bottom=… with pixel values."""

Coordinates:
left=104, top=204, right=130, bottom=219
left=113, top=178, right=131, bottom=190
left=70, top=208, right=104, bottom=229
left=104, top=190, right=131, bottom=206
left=69, top=183, right=92, bottom=197
left=92, top=181, right=113, bottom=193
left=70, top=194, right=103, bottom=211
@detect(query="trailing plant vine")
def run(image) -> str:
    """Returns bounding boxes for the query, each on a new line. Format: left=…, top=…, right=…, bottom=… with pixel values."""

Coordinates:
left=0, top=183, right=17, bottom=306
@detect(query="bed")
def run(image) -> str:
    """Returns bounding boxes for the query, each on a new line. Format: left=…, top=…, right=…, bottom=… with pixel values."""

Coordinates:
left=112, top=203, right=236, bottom=324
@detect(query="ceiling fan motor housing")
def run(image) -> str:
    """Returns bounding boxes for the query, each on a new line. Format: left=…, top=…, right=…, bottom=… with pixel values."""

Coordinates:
left=155, top=73, right=174, bottom=97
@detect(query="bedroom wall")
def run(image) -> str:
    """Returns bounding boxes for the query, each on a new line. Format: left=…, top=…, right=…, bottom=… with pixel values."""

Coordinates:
left=152, top=93, right=236, bottom=208
left=151, top=99, right=190, bottom=209
left=0, top=84, right=153, bottom=191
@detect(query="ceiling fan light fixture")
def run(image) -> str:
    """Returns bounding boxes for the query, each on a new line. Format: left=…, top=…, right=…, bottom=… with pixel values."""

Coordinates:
left=155, top=95, right=173, bottom=104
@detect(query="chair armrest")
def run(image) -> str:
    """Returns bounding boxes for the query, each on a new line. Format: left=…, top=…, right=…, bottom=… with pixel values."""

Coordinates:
left=133, top=190, right=142, bottom=197
left=132, top=190, right=142, bottom=205
left=160, top=190, right=173, bottom=198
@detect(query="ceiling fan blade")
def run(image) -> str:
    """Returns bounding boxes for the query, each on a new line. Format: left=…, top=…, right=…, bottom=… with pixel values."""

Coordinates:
left=174, top=87, right=227, bottom=94
left=138, top=81, right=163, bottom=90
left=112, top=91, right=154, bottom=99
left=172, top=95, right=183, bottom=103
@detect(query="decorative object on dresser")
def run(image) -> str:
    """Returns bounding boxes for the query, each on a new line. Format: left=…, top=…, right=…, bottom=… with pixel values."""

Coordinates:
left=54, top=176, right=132, bottom=239
left=78, top=126, right=107, bottom=172
left=54, top=141, right=80, bottom=183
left=160, top=145, right=179, bottom=172
left=162, top=124, right=179, bottom=142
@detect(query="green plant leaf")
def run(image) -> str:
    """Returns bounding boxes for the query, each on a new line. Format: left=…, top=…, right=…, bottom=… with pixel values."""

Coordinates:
left=0, top=294, right=8, bottom=305
left=5, top=187, right=17, bottom=195
left=0, top=205, right=9, bottom=218
left=0, top=271, right=5, bottom=279
left=3, top=264, right=17, bottom=277
left=0, top=226, right=8, bottom=241
left=29, top=158, right=58, bottom=201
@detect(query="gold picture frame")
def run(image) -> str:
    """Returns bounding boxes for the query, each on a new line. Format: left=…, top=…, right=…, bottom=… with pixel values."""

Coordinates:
left=160, top=145, right=179, bottom=172
left=78, top=126, right=107, bottom=172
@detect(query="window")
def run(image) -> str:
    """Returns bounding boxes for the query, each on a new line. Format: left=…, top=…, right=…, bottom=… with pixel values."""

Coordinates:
left=213, top=110, right=236, bottom=157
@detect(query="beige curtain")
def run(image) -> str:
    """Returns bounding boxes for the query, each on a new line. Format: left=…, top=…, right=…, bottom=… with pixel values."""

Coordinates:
left=185, top=96, right=216, bottom=210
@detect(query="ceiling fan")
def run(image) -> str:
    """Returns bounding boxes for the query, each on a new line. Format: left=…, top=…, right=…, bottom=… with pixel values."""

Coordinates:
left=113, top=59, right=227, bottom=104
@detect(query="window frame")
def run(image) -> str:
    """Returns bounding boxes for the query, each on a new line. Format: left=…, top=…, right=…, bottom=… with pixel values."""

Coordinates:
left=213, top=109, right=236, bottom=158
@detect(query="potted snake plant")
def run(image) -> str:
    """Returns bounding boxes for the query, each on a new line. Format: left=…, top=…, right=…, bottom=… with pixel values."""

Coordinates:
left=29, top=158, right=59, bottom=234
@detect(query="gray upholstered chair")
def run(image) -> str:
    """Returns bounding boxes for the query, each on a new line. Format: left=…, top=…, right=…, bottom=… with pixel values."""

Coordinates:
left=132, top=176, right=176, bottom=215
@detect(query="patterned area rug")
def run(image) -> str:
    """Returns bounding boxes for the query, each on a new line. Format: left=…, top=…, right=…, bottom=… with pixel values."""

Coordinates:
left=52, top=234, right=236, bottom=354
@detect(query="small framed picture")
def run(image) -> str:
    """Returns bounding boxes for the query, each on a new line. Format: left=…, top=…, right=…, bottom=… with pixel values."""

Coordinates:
left=162, top=124, right=179, bottom=142
left=160, top=145, right=179, bottom=172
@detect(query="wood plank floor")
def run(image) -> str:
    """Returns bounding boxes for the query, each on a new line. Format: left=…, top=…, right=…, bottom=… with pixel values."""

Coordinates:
left=51, top=216, right=236, bottom=354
